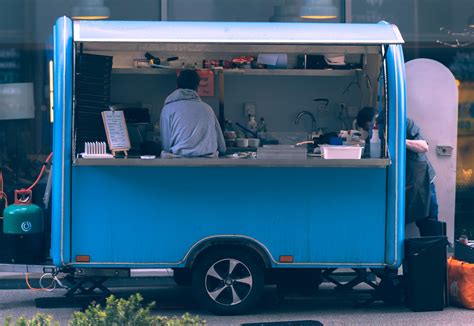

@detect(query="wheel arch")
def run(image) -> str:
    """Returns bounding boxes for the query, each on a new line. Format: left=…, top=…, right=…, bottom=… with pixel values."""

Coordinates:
left=184, top=236, right=273, bottom=270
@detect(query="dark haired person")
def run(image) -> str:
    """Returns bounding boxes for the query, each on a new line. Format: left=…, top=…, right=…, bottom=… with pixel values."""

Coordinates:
left=160, top=69, right=226, bottom=158
left=367, top=111, right=439, bottom=235
left=355, top=106, right=376, bottom=135
left=355, top=106, right=376, bottom=156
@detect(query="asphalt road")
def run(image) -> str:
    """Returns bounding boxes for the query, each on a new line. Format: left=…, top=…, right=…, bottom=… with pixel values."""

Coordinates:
left=0, top=277, right=472, bottom=326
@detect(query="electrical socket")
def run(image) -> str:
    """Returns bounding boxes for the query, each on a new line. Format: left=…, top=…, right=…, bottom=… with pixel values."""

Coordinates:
left=244, top=102, right=256, bottom=117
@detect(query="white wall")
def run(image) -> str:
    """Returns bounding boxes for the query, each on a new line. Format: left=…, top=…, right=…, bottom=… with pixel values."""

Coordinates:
left=406, top=59, right=459, bottom=241
left=110, top=73, right=361, bottom=140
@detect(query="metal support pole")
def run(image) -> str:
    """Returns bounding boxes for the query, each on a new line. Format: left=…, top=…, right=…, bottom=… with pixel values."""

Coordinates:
left=160, top=0, right=168, bottom=21
left=343, top=0, right=352, bottom=23
left=218, top=71, right=225, bottom=128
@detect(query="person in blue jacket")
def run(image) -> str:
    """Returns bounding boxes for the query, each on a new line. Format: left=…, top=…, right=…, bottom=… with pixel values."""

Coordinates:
left=405, top=118, right=439, bottom=234
left=160, top=69, right=226, bottom=158
left=373, top=113, right=439, bottom=235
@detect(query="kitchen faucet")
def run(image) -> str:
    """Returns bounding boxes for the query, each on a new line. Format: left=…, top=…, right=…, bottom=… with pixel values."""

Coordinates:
left=295, top=110, right=316, bottom=137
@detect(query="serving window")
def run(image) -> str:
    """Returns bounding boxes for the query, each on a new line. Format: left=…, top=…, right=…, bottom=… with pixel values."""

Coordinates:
left=72, top=42, right=390, bottom=167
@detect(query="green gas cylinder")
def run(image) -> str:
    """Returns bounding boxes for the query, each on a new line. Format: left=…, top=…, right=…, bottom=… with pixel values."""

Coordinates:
left=4, top=190, right=43, bottom=234
left=3, top=189, right=44, bottom=263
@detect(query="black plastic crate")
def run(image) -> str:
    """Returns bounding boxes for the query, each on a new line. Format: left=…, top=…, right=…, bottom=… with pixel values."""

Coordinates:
left=404, top=236, right=449, bottom=312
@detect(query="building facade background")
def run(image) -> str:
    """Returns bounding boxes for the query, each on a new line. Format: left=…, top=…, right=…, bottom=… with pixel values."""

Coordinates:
left=0, top=0, right=473, bottom=237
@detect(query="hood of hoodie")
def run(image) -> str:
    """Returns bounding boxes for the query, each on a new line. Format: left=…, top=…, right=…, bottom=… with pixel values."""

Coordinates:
left=164, top=88, right=200, bottom=105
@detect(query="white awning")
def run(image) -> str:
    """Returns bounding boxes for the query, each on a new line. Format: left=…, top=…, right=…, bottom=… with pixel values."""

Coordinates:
left=74, top=21, right=404, bottom=45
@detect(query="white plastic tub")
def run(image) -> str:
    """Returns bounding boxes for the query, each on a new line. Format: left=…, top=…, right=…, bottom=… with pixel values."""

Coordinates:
left=320, top=145, right=363, bottom=159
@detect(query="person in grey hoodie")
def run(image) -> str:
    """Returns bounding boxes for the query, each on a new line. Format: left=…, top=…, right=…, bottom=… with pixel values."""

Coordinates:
left=160, top=69, right=226, bottom=158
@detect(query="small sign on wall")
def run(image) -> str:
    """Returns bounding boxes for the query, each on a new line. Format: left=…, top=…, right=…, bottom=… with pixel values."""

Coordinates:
left=197, top=70, right=214, bottom=97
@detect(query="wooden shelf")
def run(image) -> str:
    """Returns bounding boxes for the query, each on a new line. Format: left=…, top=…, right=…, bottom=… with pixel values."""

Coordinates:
left=112, top=68, right=358, bottom=77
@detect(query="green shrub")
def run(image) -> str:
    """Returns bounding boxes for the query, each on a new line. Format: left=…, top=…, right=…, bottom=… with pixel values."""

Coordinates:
left=3, top=293, right=205, bottom=326
left=70, top=293, right=204, bottom=326
left=3, top=313, right=59, bottom=326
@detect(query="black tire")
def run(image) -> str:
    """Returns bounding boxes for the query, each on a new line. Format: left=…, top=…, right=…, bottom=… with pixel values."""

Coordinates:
left=192, top=248, right=264, bottom=315
left=173, top=268, right=192, bottom=286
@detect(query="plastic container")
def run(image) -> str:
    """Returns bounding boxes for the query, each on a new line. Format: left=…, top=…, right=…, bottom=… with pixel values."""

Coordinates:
left=248, top=138, right=260, bottom=147
left=320, top=145, right=363, bottom=159
left=404, top=236, right=449, bottom=312
left=224, top=131, right=237, bottom=139
left=225, top=139, right=236, bottom=147
left=235, top=138, right=249, bottom=148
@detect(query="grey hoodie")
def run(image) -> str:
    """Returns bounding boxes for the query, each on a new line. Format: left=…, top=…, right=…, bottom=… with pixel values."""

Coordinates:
left=160, top=89, right=226, bottom=157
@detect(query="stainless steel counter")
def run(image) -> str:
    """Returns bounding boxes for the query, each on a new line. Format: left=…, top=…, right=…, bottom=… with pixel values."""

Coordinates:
left=73, top=158, right=390, bottom=168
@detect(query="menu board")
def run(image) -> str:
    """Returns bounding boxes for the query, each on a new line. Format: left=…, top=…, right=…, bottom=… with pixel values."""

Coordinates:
left=101, top=110, right=131, bottom=154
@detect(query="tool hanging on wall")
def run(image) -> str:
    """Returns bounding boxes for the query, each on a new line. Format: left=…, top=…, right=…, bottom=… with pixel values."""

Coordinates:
left=145, top=52, right=179, bottom=68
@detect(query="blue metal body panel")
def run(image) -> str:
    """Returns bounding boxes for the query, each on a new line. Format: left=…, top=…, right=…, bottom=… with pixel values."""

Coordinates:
left=50, top=20, right=407, bottom=270
left=51, top=17, right=73, bottom=266
left=385, top=44, right=406, bottom=267
left=71, top=166, right=387, bottom=268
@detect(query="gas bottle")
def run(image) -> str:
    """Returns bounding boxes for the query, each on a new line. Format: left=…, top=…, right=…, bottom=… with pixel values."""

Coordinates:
left=4, top=190, right=43, bottom=235
left=3, top=189, right=44, bottom=263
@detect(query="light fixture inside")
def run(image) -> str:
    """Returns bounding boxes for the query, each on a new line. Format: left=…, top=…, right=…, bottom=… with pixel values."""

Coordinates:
left=300, top=0, right=338, bottom=20
left=72, top=0, right=110, bottom=20
left=270, top=3, right=303, bottom=22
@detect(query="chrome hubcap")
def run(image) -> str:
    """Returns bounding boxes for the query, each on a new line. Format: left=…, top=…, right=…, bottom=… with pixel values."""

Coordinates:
left=205, top=258, right=253, bottom=306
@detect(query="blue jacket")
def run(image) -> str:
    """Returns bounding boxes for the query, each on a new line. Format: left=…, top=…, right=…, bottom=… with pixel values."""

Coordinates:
left=160, top=89, right=226, bottom=157
left=406, top=118, right=436, bottom=182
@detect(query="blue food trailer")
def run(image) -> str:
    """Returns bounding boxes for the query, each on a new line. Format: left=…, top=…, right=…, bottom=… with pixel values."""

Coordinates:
left=49, top=17, right=405, bottom=314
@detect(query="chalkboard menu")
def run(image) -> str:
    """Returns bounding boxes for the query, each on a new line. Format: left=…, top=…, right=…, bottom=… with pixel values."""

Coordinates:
left=101, top=110, right=131, bottom=154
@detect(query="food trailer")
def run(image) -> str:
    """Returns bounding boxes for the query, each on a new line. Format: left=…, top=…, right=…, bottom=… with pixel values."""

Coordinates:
left=48, top=17, right=407, bottom=314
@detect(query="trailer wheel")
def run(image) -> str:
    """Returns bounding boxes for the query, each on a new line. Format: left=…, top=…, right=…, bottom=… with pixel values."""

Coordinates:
left=192, top=249, right=264, bottom=315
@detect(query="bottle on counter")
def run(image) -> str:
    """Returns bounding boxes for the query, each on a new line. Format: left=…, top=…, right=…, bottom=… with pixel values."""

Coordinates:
left=370, top=125, right=381, bottom=158
left=257, top=117, right=267, bottom=139
left=248, top=115, right=257, bottom=133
